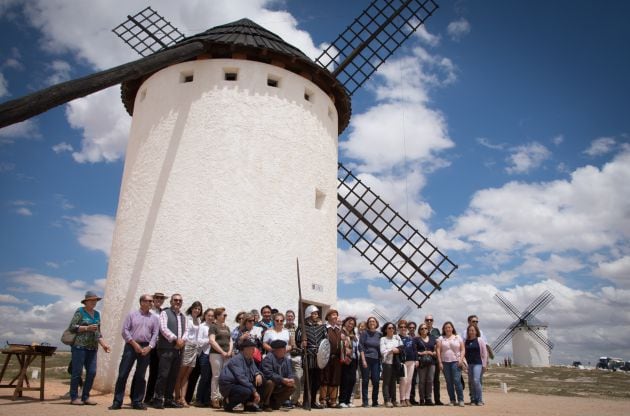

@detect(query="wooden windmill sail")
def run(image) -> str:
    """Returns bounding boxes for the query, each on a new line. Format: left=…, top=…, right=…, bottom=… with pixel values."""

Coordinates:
left=491, top=291, right=554, bottom=367
left=0, top=0, right=457, bottom=310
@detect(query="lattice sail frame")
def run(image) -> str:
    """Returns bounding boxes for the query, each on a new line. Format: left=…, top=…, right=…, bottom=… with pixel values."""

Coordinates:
left=112, top=7, right=185, bottom=57
left=491, top=291, right=555, bottom=353
left=315, top=0, right=439, bottom=95
left=337, top=163, right=457, bottom=308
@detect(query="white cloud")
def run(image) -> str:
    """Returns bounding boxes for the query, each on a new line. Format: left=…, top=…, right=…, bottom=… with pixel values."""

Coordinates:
left=0, top=162, right=16, bottom=172
left=0, top=294, right=28, bottom=304
left=452, top=149, right=630, bottom=253
left=447, top=18, right=471, bottom=41
left=66, top=87, right=131, bottom=163
left=52, top=141, right=73, bottom=154
left=595, top=255, right=630, bottom=288
left=584, top=136, right=616, bottom=157
left=71, top=214, right=115, bottom=256
left=45, top=59, right=71, bottom=85
left=516, top=254, right=585, bottom=280
left=476, top=137, right=505, bottom=150
left=505, top=142, right=551, bottom=174
left=414, top=25, right=440, bottom=47
left=342, top=48, right=455, bottom=174
left=337, top=278, right=630, bottom=363
left=0, top=119, right=41, bottom=144
left=0, top=270, right=101, bottom=345
left=0, top=71, right=8, bottom=97
left=552, top=134, right=564, bottom=146
left=15, top=207, right=33, bottom=216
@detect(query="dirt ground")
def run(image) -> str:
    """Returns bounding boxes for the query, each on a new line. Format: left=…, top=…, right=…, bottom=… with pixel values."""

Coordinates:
left=0, top=379, right=627, bottom=416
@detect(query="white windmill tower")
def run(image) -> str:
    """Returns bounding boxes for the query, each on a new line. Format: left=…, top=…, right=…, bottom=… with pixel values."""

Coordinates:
left=491, top=291, right=555, bottom=367
left=0, top=1, right=458, bottom=391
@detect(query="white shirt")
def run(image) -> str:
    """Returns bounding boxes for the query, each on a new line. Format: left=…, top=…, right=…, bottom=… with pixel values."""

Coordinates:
left=263, top=328, right=290, bottom=345
left=380, top=335, right=402, bottom=365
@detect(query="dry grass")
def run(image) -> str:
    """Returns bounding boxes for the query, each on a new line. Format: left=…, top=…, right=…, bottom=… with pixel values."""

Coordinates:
left=484, top=365, right=630, bottom=399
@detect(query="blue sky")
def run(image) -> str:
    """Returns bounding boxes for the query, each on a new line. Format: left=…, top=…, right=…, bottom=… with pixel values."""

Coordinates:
left=1, top=0, right=629, bottom=364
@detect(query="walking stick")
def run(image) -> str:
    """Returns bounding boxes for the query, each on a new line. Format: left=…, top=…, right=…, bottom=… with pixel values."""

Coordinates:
left=297, top=258, right=311, bottom=410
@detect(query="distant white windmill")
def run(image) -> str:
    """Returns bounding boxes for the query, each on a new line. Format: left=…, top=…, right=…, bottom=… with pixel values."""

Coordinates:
left=491, top=291, right=554, bottom=367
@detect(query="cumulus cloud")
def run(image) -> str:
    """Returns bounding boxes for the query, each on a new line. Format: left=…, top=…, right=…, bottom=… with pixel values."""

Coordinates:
left=476, top=137, right=505, bottom=150
left=505, top=142, right=551, bottom=174
left=337, top=278, right=630, bottom=363
left=45, top=59, right=71, bottom=85
left=447, top=18, right=471, bottom=41
left=583, top=136, right=616, bottom=157
left=0, top=119, right=41, bottom=144
left=452, top=148, right=630, bottom=253
left=552, top=134, right=564, bottom=146
left=414, top=25, right=440, bottom=47
left=0, top=270, right=98, bottom=344
left=70, top=214, right=115, bottom=256
left=0, top=294, right=28, bottom=304
left=52, top=141, right=73, bottom=154
left=66, top=87, right=131, bottom=163
left=595, top=255, right=630, bottom=288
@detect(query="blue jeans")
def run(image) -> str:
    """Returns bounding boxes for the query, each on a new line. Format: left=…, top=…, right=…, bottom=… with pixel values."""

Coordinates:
left=441, top=361, right=464, bottom=403
left=196, top=352, right=212, bottom=405
left=70, top=346, right=97, bottom=401
left=113, top=343, right=151, bottom=405
left=360, top=357, right=380, bottom=405
left=467, top=364, right=483, bottom=403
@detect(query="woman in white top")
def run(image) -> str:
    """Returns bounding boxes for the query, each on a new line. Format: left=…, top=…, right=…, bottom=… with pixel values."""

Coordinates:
left=379, top=322, right=402, bottom=408
left=262, top=312, right=291, bottom=353
left=436, top=321, right=465, bottom=406
left=194, top=308, right=215, bottom=406
left=174, top=301, right=203, bottom=406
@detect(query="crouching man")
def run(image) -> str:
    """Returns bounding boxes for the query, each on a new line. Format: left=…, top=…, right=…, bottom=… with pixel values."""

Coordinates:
left=261, top=339, right=295, bottom=411
left=219, top=339, right=264, bottom=412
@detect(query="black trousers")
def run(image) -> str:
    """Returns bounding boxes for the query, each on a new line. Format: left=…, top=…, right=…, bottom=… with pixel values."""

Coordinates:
left=153, top=349, right=182, bottom=402
left=410, top=366, right=418, bottom=401
left=143, top=347, right=160, bottom=402
left=339, top=359, right=358, bottom=404
left=225, top=385, right=263, bottom=410
left=433, top=364, right=441, bottom=403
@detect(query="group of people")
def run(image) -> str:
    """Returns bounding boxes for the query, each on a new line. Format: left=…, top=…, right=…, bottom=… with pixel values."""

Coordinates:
left=65, top=290, right=488, bottom=411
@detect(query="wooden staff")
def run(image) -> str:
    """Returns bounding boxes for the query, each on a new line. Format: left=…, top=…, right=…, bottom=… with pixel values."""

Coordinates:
left=297, top=258, right=311, bottom=410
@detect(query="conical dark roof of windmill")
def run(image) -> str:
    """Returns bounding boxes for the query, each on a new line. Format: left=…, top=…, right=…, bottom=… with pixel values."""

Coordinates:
left=121, top=18, right=351, bottom=132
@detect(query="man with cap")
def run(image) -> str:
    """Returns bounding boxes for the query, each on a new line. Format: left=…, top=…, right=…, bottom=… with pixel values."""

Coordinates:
left=296, top=304, right=327, bottom=409
left=109, top=294, right=160, bottom=410
left=261, top=340, right=295, bottom=411
left=219, top=339, right=264, bottom=412
left=144, top=292, right=167, bottom=403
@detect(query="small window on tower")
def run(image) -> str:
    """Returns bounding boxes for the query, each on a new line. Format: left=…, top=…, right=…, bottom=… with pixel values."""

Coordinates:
left=267, top=75, right=280, bottom=88
left=304, top=88, right=313, bottom=102
left=315, top=189, right=326, bottom=210
left=224, top=68, right=239, bottom=81
left=180, top=71, right=194, bottom=83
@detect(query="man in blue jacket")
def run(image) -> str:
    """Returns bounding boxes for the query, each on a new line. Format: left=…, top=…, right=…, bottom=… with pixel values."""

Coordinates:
left=261, top=340, right=295, bottom=411
left=219, top=339, right=263, bottom=412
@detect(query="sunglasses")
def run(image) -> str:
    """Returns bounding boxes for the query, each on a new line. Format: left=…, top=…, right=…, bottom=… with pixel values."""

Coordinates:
left=141, top=299, right=154, bottom=303
left=471, top=320, right=479, bottom=323
left=425, top=319, right=433, bottom=322
left=398, top=326, right=407, bottom=329
left=275, top=319, right=284, bottom=322
left=387, top=326, right=395, bottom=330
left=172, top=299, right=183, bottom=303
left=420, top=327, right=428, bottom=330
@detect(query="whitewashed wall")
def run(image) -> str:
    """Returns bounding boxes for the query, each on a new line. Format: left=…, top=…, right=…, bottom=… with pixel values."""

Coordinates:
left=512, top=326, right=551, bottom=367
left=96, top=59, right=339, bottom=391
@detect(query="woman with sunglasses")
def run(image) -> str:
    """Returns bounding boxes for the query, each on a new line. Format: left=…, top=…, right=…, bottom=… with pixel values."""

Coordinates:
left=208, top=307, right=233, bottom=408
left=262, top=312, right=291, bottom=353
left=379, top=322, right=402, bottom=407
left=415, top=323, right=436, bottom=405
left=436, top=321, right=465, bottom=406
left=397, top=320, right=417, bottom=406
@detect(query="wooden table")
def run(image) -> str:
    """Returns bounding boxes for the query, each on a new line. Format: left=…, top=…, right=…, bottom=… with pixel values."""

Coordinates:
left=0, top=348, right=53, bottom=400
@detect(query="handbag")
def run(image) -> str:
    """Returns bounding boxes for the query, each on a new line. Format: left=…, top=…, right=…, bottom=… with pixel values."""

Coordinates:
left=61, top=328, right=76, bottom=346
left=419, top=354, right=434, bottom=367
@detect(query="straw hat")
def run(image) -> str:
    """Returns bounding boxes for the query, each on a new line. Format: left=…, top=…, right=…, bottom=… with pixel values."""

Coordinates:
left=81, top=290, right=102, bottom=304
